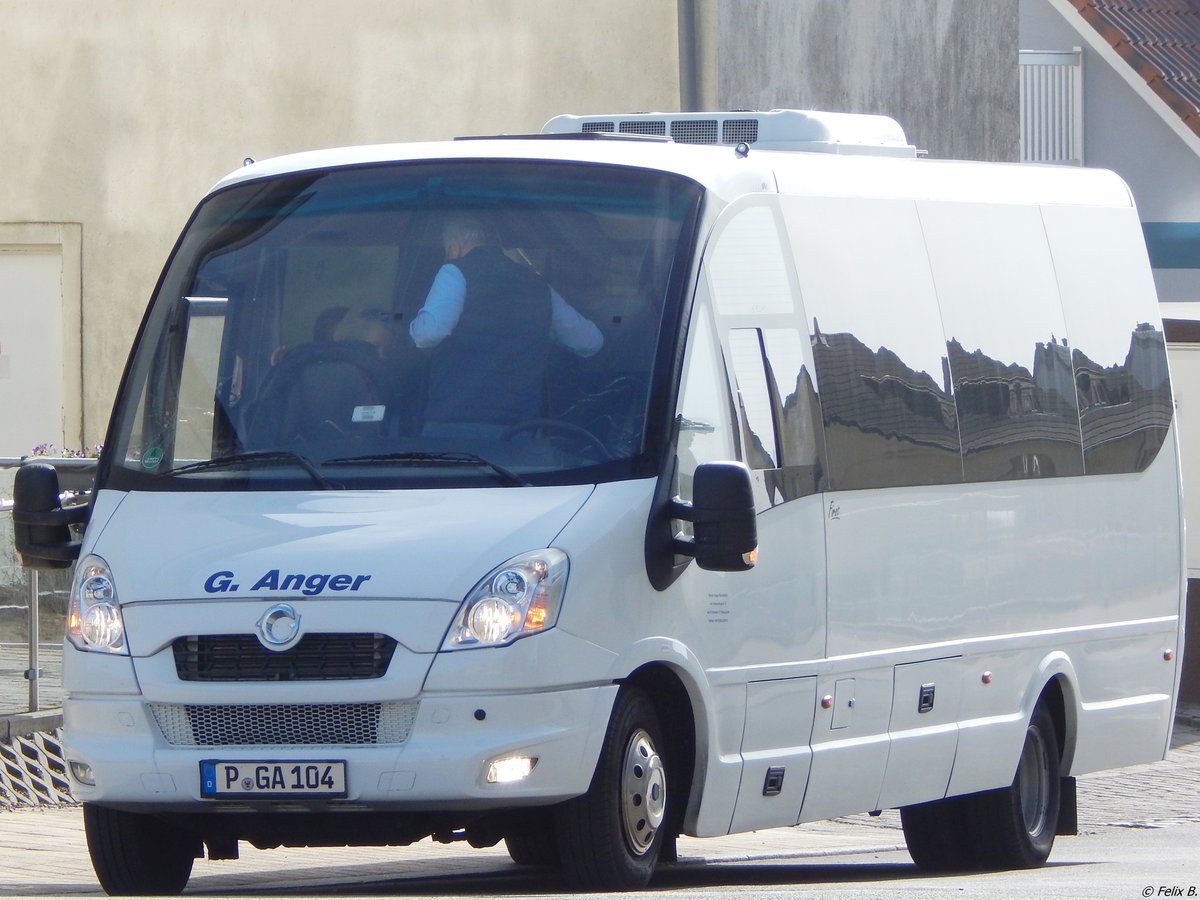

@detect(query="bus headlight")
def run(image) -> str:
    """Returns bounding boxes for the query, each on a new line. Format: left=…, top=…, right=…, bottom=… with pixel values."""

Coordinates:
left=443, top=549, right=568, bottom=649
left=67, top=555, right=128, bottom=655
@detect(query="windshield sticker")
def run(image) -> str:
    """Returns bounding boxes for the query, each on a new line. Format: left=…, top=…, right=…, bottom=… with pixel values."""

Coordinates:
left=141, top=447, right=164, bottom=469
left=351, top=405, right=386, bottom=423
left=204, top=569, right=372, bottom=597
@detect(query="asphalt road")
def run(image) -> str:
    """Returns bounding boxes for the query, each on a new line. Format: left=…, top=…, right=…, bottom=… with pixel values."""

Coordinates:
left=2, top=717, right=1198, bottom=898
left=84, top=822, right=1200, bottom=899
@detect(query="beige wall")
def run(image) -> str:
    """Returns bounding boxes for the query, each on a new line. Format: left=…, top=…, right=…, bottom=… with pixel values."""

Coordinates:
left=3, top=1, right=1019, bottom=447
left=0, top=1, right=682, bottom=444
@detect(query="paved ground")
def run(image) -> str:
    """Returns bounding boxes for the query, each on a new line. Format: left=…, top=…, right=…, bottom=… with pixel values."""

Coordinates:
left=1, top=713, right=1197, bottom=897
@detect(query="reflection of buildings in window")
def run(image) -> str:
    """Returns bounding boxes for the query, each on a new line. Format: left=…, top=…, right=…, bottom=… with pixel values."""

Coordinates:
left=810, top=322, right=959, bottom=490
left=745, top=320, right=1172, bottom=496
left=947, top=335, right=1083, bottom=481
left=1072, top=323, right=1172, bottom=474
left=737, top=390, right=777, bottom=471
left=730, top=355, right=825, bottom=503
left=769, top=365, right=825, bottom=502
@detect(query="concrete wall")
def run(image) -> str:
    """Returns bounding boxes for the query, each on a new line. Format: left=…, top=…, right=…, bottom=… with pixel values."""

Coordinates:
left=0, top=1, right=682, bottom=445
left=715, top=0, right=1020, bottom=162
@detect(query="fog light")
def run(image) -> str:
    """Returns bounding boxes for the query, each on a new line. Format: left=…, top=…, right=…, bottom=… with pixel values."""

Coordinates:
left=486, top=755, right=538, bottom=784
left=69, top=761, right=95, bottom=786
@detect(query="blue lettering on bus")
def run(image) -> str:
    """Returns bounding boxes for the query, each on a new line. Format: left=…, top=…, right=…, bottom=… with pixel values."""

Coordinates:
left=203, top=569, right=371, bottom=596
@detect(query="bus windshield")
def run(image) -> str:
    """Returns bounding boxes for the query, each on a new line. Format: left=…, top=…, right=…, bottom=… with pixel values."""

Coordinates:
left=104, top=160, right=703, bottom=491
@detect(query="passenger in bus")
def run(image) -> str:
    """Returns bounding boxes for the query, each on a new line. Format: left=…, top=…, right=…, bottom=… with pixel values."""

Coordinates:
left=269, top=306, right=390, bottom=368
left=409, top=217, right=603, bottom=432
left=313, top=305, right=350, bottom=342
left=333, top=307, right=397, bottom=359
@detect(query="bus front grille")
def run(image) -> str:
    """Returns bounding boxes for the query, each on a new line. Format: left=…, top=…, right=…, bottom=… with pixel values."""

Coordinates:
left=148, top=700, right=419, bottom=746
left=173, top=633, right=397, bottom=682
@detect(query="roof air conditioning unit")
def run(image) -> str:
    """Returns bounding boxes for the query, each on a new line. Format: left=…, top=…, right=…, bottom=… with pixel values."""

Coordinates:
left=541, top=109, right=917, bottom=157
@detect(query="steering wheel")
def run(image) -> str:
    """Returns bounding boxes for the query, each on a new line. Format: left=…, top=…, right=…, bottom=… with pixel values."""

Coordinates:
left=502, top=418, right=610, bottom=459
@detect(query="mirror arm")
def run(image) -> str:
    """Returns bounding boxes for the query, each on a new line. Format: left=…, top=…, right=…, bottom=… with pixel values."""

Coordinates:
left=13, top=505, right=88, bottom=528
left=670, top=497, right=698, bottom=557
left=12, top=504, right=86, bottom=563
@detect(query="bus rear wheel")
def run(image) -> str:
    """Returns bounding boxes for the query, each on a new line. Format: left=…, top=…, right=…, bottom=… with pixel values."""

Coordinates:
left=971, top=703, right=1061, bottom=869
left=901, top=703, right=1061, bottom=871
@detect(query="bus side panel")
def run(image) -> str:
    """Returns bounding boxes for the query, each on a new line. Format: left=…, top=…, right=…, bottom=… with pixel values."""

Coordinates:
left=797, top=663, right=894, bottom=822
left=682, top=493, right=830, bottom=835
left=1062, top=433, right=1183, bottom=776
left=668, top=202, right=839, bottom=835
left=782, top=194, right=967, bottom=820
left=1046, top=202, right=1184, bottom=771
left=877, top=656, right=963, bottom=809
left=785, top=190, right=1182, bottom=811
left=728, top=676, right=816, bottom=833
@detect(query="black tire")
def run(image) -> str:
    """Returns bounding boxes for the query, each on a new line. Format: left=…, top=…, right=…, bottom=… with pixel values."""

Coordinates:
left=900, top=793, right=979, bottom=871
left=504, top=828, right=561, bottom=867
left=901, top=703, right=1061, bottom=872
left=83, top=803, right=197, bottom=896
left=968, top=703, right=1061, bottom=869
left=555, top=687, right=668, bottom=889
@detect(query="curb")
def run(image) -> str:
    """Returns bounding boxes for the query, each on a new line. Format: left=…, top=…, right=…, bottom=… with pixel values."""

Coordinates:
left=0, top=709, right=62, bottom=742
left=684, top=843, right=907, bottom=865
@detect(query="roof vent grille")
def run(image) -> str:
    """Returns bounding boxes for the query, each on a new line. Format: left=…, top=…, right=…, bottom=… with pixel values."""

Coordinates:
left=671, top=119, right=719, bottom=144
left=619, top=120, right=667, bottom=136
left=722, top=119, right=759, bottom=145
left=542, top=109, right=916, bottom=157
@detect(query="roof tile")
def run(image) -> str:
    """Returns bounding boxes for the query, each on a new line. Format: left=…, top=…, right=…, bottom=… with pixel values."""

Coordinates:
left=1073, top=0, right=1200, bottom=137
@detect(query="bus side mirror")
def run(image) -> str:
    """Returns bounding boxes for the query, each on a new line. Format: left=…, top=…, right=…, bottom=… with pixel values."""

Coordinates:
left=13, top=462, right=85, bottom=569
left=673, top=461, right=757, bottom=571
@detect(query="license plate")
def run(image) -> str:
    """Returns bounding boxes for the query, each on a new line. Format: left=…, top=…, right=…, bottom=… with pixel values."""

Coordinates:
left=200, top=760, right=347, bottom=798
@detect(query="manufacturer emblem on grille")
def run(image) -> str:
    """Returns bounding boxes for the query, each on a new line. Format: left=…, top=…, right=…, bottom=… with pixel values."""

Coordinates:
left=256, top=603, right=301, bottom=650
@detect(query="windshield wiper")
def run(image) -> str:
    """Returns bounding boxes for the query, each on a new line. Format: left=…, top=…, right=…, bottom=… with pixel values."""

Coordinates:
left=160, top=450, right=335, bottom=489
left=324, top=451, right=529, bottom=487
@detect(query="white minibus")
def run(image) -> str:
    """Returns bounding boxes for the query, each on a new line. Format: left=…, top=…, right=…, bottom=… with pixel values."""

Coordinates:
left=14, top=109, right=1185, bottom=895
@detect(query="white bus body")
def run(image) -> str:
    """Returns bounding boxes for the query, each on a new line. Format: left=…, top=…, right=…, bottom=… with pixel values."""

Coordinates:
left=15, top=110, right=1184, bottom=894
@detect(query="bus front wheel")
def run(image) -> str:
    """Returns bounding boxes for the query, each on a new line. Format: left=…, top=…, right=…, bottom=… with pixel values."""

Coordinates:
left=83, top=803, right=197, bottom=896
left=555, top=686, right=668, bottom=889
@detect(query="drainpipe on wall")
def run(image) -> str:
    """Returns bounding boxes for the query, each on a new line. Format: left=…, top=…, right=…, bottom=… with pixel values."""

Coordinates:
left=678, top=0, right=700, bottom=112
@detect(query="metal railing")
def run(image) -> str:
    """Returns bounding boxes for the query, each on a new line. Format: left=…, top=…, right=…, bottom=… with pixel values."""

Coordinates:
left=0, top=458, right=91, bottom=807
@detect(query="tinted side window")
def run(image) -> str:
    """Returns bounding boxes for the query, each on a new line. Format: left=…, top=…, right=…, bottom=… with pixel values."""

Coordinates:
left=1042, top=205, right=1172, bottom=474
left=782, top=196, right=961, bottom=490
left=920, top=201, right=1084, bottom=481
left=674, top=298, right=738, bottom=501
left=726, top=327, right=824, bottom=503
left=729, top=328, right=779, bottom=470
left=764, top=327, right=824, bottom=499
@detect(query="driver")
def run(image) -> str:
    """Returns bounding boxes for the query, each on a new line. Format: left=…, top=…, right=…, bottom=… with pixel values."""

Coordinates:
left=409, top=217, right=603, bottom=436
